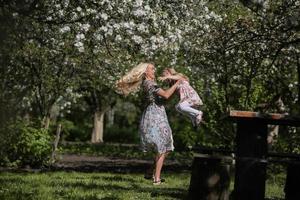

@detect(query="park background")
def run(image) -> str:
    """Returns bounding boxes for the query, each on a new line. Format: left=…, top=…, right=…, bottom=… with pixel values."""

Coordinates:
left=0, top=0, right=299, bottom=199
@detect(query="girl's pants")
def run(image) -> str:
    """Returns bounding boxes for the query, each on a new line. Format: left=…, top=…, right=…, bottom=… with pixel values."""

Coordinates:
left=175, top=101, right=202, bottom=124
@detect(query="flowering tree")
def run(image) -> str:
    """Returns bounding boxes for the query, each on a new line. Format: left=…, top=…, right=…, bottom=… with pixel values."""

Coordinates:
left=179, top=0, right=300, bottom=147
left=33, top=0, right=221, bottom=142
left=1, top=0, right=222, bottom=142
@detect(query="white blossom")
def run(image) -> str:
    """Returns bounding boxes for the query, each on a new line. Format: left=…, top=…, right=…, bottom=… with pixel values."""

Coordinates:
left=134, top=0, right=143, bottom=7
left=74, top=41, right=83, bottom=47
left=60, top=26, right=71, bottom=33
left=132, top=35, right=143, bottom=44
left=78, top=46, right=85, bottom=52
left=144, top=5, right=151, bottom=11
left=100, top=13, right=108, bottom=20
left=82, top=24, right=90, bottom=32
left=76, top=33, right=85, bottom=40
left=113, top=24, right=121, bottom=30
left=115, top=35, right=122, bottom=41
left=100, top=26, right=108, bottom=32
left=133, top=9, right=146, bottom=17
left=76, top=7, right=82, bottom=12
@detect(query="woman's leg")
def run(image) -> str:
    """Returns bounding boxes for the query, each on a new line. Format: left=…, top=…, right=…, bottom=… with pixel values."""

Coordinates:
left=154, top=152, right=168, bottom=183
left=144, top=157, right=155, bottom=179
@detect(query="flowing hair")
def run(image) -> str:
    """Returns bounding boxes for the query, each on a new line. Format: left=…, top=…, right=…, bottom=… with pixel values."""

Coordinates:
left=115, top=62, right=151, bottom=96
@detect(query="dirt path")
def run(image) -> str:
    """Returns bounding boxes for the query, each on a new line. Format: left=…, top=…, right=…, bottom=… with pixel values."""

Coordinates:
left=52, top=154, right=191, bottom=173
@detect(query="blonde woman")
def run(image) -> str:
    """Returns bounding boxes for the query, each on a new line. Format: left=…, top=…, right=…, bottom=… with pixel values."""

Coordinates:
left=116, top=63, right=183, bottom=185
left=159, top=68, right=203, bottom=127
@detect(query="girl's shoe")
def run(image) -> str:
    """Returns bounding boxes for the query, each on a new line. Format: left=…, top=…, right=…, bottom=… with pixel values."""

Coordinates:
left=195, top=111, right=203, bottom=126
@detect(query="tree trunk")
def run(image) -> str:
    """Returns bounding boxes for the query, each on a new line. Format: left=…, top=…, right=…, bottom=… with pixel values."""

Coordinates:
left=42, top=115, right=51, bottom=130
left=91, top=110, right=105, bottom=143
left=51, top=123, right=62, bottom=163
left=297, top=55, right=300, bottom=107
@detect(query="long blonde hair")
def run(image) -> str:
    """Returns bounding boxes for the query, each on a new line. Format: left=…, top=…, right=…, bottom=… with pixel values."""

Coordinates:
left=165, top=68, right=189, bottom=81
left=115, top=62, right=151, bottom=96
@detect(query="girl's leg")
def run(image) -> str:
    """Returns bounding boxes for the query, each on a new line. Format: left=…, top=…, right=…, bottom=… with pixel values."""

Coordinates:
left=176, top=101, right=202, bottom=124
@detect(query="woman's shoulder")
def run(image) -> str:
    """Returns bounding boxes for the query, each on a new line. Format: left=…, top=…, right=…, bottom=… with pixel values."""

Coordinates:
left=143, top=79, right=160, bottom=93
left=143, top=79, right=157, bottom=86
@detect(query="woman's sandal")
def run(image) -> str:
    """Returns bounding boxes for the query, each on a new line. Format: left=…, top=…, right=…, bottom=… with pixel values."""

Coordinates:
left=153, top=178, right=165, bottom=185
left=153, top=179, right=162, bottom=185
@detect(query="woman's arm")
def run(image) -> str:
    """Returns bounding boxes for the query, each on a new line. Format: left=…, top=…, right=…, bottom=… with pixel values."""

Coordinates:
left=158, top=74, right=183, bottom=81
left=156, top=80, right=181, bottom=99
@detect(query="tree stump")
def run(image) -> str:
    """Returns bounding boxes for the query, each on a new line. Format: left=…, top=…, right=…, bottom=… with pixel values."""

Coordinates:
left=188, top=154, right=232, bottom=200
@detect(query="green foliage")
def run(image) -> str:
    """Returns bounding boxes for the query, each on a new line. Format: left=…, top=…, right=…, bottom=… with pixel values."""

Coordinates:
left=58, top=119, right=90, bottom=142
left=171, top=118, right=198, bottom=151
left=104, top=124, right=139, bottom=143
left=1, top=0, right=300, bottom=153
left=0, top=121, right=52, bottom=167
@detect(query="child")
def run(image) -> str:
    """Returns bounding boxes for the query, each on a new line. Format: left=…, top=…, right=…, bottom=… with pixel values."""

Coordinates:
left=159, top=68, right=203, bottom=126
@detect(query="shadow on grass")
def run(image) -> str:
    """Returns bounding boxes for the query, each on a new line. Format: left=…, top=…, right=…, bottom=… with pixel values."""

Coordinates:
left=61, top=180, right=188, bottom=199
left=98, top=175, right=137, bottom=182
left=0, top=172, right=189, bottom=200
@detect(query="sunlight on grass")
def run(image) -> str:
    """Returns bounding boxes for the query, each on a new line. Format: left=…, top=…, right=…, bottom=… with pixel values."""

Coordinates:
left=0, top=171, right=285, bottom=199
left=0, top=172, right=190, bottom=200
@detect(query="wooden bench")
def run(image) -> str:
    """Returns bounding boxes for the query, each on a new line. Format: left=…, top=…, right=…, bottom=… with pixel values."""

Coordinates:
left=188, top=111, right=300, bottom=200
left=188, top=153, right=300, bottom=200
left=228, top=110, right=300, bottom=200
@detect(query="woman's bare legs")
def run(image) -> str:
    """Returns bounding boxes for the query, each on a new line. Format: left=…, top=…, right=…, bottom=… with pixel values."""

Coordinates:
left=154, top=152, right=169, bottom=183
left=144, top=157, right=156, bottom=179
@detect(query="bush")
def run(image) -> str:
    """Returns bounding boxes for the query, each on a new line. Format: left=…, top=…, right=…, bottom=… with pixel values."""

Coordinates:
left=57, top=119, right=90, bottom=142
left=0, top=121, right=52, bottom=167
left=104, top=124, right=139, bottom=143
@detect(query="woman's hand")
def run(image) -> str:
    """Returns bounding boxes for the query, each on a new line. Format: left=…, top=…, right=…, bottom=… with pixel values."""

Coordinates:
left=158, top=76, right=168, bottom=81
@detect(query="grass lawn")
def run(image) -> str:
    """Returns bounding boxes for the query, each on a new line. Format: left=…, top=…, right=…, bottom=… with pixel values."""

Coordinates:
left=0, top=170, right=285, bottom=200
left=0, top=171, right=190, bottom=200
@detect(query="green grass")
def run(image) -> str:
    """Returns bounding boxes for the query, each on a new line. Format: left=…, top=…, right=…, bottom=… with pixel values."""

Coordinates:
left=265, top=172, right=285, bottom=199
left=0, top=171, right=285, bottom=200
left=0, top=172, right=190, bottom=200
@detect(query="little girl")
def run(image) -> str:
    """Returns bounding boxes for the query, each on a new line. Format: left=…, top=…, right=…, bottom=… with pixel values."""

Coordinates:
left=159, top=68, right=203, bottom=126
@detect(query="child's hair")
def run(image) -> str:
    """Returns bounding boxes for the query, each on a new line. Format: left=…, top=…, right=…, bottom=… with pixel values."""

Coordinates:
left=165, top=68, right=189, bottom=81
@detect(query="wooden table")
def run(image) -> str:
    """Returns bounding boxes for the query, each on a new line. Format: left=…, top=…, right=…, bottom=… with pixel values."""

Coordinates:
left=228, top=110, right=300, bottom=200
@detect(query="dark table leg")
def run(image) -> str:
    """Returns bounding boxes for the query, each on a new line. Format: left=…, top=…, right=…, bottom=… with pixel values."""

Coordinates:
left=233, top=120, right=268, bottom=200
left=188, top=156, right=231, bottom=200
left=285, top=163, right=300, bottom=200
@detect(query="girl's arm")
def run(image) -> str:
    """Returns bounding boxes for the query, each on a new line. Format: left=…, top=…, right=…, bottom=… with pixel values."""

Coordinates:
left=157, top=79, right=182, bottom=99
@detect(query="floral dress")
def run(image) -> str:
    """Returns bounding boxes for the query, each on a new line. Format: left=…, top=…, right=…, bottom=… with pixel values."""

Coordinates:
left=139, top=80, right=174, bottom=154
left=177, top=80, right=203, bottom=106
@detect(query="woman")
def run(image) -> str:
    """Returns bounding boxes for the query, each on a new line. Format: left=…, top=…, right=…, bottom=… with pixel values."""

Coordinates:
left=116, top=63, right=182, bottom=185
